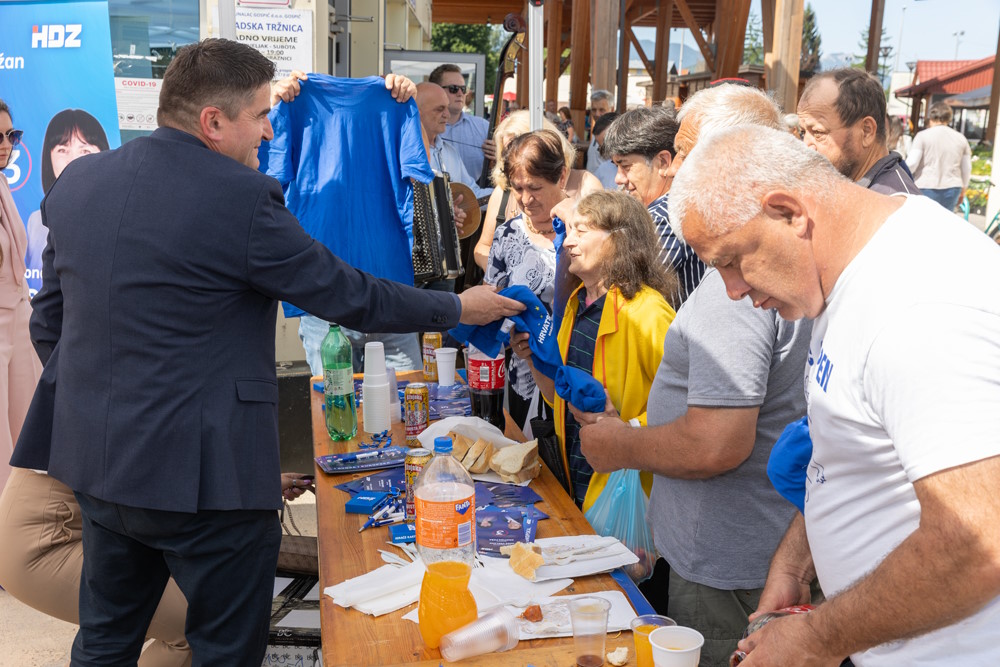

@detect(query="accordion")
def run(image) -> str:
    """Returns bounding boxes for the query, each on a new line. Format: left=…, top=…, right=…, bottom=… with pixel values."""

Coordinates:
left=411, top=173, right=464, bottom=285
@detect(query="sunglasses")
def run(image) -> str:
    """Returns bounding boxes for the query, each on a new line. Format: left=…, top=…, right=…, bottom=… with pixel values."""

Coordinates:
left=0, top=129, right=23, bottom=147
left=443, top=84, right=467, bottom=95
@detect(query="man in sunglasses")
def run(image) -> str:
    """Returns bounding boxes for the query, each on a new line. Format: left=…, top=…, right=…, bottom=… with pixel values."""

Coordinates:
left=430, top=64, right=494, bottom=183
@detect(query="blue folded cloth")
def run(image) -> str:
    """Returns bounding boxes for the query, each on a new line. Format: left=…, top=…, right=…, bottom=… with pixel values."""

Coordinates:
left=450, top=285, right=561, bottom=379
left=451, top=284, right=609, bottom=416
left=767, top=416, right=813, bottom=513
left=554, top=366, right=607, bottom=414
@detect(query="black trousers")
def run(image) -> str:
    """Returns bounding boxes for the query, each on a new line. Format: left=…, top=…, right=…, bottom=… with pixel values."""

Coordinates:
left=72, top=492, right=281, bottom=666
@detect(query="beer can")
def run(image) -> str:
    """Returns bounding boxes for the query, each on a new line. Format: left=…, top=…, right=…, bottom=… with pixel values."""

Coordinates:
left=404, top=382, right=430, bottom=446
left=422, top=332, right=442, bottom=382
left=404, top=447, right=433, bottom=523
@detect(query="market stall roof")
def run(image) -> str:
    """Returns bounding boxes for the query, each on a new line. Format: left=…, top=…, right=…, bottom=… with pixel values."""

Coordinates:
left=895, top=57, right=994, bottom=98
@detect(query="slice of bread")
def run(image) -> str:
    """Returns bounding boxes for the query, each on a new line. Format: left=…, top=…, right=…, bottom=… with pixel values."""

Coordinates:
left=498, top=458, right=541, bottom=484
left=501, top=542, right=545, bottom=581
left=489, top=439, right=539, bottom=475
left=447, top=431, right=475, bottom=461
left=467, top=440, right=495, bottom=474
left=460, top=438, right=488, bottom=470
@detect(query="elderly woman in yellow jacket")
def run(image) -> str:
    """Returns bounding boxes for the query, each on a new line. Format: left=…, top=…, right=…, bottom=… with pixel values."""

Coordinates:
left=514, top=190, right=677, bottom=510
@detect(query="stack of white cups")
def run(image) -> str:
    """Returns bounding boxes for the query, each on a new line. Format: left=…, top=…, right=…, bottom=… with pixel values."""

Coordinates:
left=362, top=342, right=391, bottom=434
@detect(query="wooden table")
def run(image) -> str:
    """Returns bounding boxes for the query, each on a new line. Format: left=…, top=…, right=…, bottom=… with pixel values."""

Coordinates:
left=312, top=371, right=636, bottom=666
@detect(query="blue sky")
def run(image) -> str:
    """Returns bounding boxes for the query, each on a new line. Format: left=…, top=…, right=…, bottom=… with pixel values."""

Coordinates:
left=636, top=0, right=999, bottom=72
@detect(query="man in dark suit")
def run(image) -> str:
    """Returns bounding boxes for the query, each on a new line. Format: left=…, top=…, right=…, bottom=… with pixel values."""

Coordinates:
left=12, top=38, right=522, bottom=665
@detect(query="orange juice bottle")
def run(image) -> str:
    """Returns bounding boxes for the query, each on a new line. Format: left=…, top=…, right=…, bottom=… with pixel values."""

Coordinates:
left=417, top=561, right=478, bottom=648
left=414, top=437, right=478, bottom=648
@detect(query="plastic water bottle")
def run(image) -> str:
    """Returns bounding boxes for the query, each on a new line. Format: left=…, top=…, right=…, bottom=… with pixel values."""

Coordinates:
left=414, top=436, right=478, bottom=648
left=321, top=325, right=357, bottom=440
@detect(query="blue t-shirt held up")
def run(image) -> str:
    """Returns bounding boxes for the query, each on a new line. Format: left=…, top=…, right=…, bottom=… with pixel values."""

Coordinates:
left=258, top=74, right=433, bottom=318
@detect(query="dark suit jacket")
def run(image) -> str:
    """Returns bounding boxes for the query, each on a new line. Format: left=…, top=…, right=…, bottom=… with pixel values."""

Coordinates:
left=13, top=127, right=460, bottom=512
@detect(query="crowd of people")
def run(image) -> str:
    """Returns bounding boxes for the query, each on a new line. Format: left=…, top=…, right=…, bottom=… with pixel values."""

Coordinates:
left=0, top=35, right=995, bottom=667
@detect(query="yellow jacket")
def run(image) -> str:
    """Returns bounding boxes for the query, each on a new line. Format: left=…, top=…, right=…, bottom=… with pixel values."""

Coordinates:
left=552, top=283, right=675, bottom=512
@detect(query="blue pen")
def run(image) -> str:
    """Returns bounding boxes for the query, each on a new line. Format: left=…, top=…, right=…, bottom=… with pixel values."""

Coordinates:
left=371, top=513, right=405, bottom=528
left=358, top=501, right=395, bottom=532
left=339, top=450, right=382, bottom=464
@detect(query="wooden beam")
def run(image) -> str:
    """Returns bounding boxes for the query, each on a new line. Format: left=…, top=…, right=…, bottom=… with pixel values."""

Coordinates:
left=987, top=17, right=1000, bottom=139
left=761, top=0, right=775, bottom=87
left=715, top=0, right=751, bottom=79
left=591, top=0, right=620, bottom=95
left=628, top=28, right=654, bottom=76
left=675, top=0, right=716, bottom=73
left=569, top=0, right=591, bottom=137
left=770, top=0, right=804, bottom=113
left=545, top=0, right=563, bottom=104
left=653, top=0, right=674, bottom=102
left=617, top=0, right=630, bottom=112
left=865, top=0, right=886, bottom=74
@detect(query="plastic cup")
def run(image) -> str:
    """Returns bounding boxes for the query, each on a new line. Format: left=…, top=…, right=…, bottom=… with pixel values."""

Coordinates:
left=363, top=342, right=387, bottom=379
left=387, top=367, right=402, bottom=424
left=435, top=348, right=458, bottom=386
left=568, top=597, right=612, bottom=667
left=649, top=626, right=704, bottom=667
left=631, top=615, right=677, bottom=667
left=439, top=607, right=519, bottom=662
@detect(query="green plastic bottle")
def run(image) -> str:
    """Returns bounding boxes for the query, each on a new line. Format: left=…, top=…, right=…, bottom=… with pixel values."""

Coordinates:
left=321, top=325, right=357, bottom=440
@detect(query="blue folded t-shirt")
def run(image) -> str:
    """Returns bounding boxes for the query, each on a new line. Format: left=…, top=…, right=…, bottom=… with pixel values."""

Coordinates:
left=767, top=416, right=813, bottom=513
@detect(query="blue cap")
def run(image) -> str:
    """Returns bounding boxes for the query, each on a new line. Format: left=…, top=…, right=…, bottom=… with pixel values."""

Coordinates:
left=433, top=437, right=453, bottom=454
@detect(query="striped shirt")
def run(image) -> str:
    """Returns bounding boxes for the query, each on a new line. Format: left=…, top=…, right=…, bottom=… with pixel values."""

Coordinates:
left=647, top=194, right=706, bottom=307
left=441, top=112, right=489, bottom=182
left=564, top=290, right=606, bottom=507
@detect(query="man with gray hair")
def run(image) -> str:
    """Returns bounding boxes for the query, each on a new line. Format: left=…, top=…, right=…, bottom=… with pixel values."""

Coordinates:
left=578, top=84, right=810, bottom=665
left=669, top=124, right=1000, bottom=666
left=601, top=105, right=704, bottom=305
left=586, top=89, right=615, bottom=175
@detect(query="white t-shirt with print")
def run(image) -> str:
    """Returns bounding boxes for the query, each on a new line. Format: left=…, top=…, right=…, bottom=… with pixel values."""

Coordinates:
left=804, top=195, right=1000, bottom=666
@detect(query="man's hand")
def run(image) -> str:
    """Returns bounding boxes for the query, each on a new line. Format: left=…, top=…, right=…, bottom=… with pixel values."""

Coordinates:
left=453, top=193, right=467, bottom=235
left=481, top=138, right=497, bottom=162
left=579, top=407, right=630, bottom=473
left=738, top=614, right=842, bottom=667
left=385, top=74, right=417, bottom=103
left=271, top=70, right=308, bottom=107
left=457, top=285, right=525, bottom=325
left=752, top=571, right=814, bottom=621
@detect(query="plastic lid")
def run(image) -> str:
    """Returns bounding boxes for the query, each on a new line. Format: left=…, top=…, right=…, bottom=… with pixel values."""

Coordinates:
left=434, top=436, right=453, bottom=454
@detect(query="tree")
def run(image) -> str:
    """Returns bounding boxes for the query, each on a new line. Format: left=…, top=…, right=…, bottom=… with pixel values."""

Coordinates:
left=743, top=11, right=764, bottom=66
left=800, top=3, right=822, bottom=74
left=431, top=24, right=503, bottom=97
left=853, top=27, right=893, bottom=84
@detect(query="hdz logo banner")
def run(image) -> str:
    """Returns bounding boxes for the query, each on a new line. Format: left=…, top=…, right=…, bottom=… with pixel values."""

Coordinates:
left=0, top=0, right=119, bottom=296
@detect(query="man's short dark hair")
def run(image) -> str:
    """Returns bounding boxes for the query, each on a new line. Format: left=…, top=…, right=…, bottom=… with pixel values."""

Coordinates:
left=591, top=112, right=619, bottom=138
left=928, top=102, right=954, bottom=125
left=600, top=106, right=678, bottom=160
left=157, top=38, right=275, bottom=128
left=429, top=64, right=463, bottom=86
left=805, top=68, right=887, bottom=143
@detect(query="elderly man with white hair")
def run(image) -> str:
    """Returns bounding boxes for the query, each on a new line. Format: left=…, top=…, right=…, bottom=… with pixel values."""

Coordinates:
left=669, top=124, right=1000, bottom=666
left=578, top=84, right=811, bottom=666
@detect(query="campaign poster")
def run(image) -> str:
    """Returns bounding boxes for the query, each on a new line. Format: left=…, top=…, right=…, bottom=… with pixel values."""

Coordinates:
left=0, top=0, right=120, bottom=296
